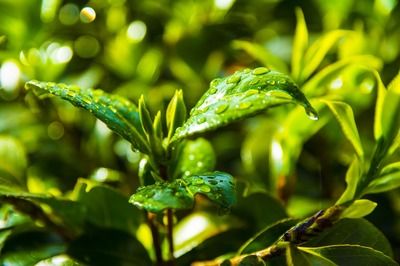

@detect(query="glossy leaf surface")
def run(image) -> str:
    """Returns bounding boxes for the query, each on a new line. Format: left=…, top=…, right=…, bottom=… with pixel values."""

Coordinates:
left=129, top=171, right=235, bottom=212
left=172, top=68, right=318, bottom=141
left=25, top=81, right=149, bottom=153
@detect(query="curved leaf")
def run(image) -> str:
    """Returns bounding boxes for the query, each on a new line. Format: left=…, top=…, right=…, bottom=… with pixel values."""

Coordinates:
left=336, top=158, right=362, bottom=205
left=172, top=68, right=318, bottom=141
left=25, top=81, right=149, bottom=153
left=364, top=162, right=400, bottom=194
left=340, top=199, right=377, bottom=219
left=129, top=171, right=235, bottom=212
left=291, top=8, right=308, bottom=81
left=286, top=245, right=336, bottom=266
left=299, top=245, right=397, bottom=266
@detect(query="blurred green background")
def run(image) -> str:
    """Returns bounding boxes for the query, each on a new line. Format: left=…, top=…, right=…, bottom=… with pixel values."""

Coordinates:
left=1, top=0, right=400, bottom=262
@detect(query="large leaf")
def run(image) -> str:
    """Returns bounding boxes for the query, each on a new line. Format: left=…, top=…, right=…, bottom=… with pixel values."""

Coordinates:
left=364, top=162, right=400, bottom=194
left=304, top=218, right=393, bottom=257
left=0, top=136, right=27, bottom=194
left=129, top=171, right=235, bottom=212
left=67, top=229, right=151, bottom=266
left=320, top=100, right=363, bottom=158
left=298, top=245, right=397, bottom=266
left=172, top=68, right=318, bottom=141
left=25, top=81, right=149, bottom=153
left=172, top=138, right=216, bottom=179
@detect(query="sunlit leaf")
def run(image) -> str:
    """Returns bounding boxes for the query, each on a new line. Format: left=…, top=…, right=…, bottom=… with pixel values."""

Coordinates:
left=336, top=158, right=362, bottom=205
left=25, top=81, right=149, bottom=153
left=35, top=255, right=83, bottom=266
left=320, top=99, right=363, bottom=158
left=299, top=245, right=397, bottom=266
left=364, top=162, right=400, bottom=194
left=173, top=138, right=216, bottom=179
left=373, top=70, right=387, bottom=141
left=129, top=171, right=235, bottom=212
left=172, top=68, right=318, bottom=141
left=166, top=89, right=187, bottom=141
left=340, top=199, right=377, bottom=219
left=291, top=8, right=308, bottom=82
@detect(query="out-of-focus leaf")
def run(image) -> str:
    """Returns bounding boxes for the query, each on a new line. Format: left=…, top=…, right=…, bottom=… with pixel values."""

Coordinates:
left=173, top=212, right=242, bottom=257
left=0, top=136, right=27, bottom=193
left=364, top=162, right=400, bottom=194
left=166, top=89, right=187, bottom=142
left=301, top=30, right=349, bottom=81
left=340, top=199, right=377, bottom=219
left=286, top=245, right=336, bottom=266
left=336, top=158, right=362, bottom=205
left=238, top=255, right=266, bottom=266
left=373, top=70, right=387, bottom=141
left=0, top=230, right=66, bottom=266
left=238, top=219, right=297, bottom=255
left=304, top=219, right=393, bottom=257
left=173, top=138, right=216, bottom=179
left=25, top=81, right=149, bottom=153
left=35, top=255, right=84, bottom=266
left=173, top=68, right=318, bottom=141
left=320, top=100, right=363, bottom=158
left=67, top=229, right=151, bottom=266
left=291, top=8, right=308, bottom=82
left=129, top=172, right=235, bottom=212
left=299, top=245, right=397, bottom=265
left=232, top=40, right=288, bottom=73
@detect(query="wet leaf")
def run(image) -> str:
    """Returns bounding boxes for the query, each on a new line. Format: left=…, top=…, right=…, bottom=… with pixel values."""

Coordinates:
left=172, top=68, right=317, bottom=141
left=129, top=171, right=235, bottom=212
left=25, top=81, right=149, bottom=153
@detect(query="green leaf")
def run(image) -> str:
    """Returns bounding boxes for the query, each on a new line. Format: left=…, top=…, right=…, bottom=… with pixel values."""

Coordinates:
left=299, top=245, right=397, bottom=266
left=286, top=245, right=336, bottom=266
left=138, top=95, right=154, bottom=136
left=0, top=136, right=27, bottom=194
left=373, top=70, right=387, bottom=141
left=172, top=138, right=216, bottom=179
left=25, top=81, right=149, bottom=153
left=340, top=199, right=377, bottom=219
left=67, top=229, right=151, bottom=266
left=336, top=158, right=362, bottom=205
left=129, top=171, right=235, bottom=212
left=35, top=255, right=84, bottom=266
left=304, top=219, right=393, bottom=257
left=364, top=162, right=400, bottom=194
left=238, top=219, right=297, bottom=255
left=172, top=68, right=318, bottom=141
left=239, top=255, right=266, bottom=266
left=166, top=89, right=187, bottom=141
left=320, top=100, right=363, bottom=158
left=291, top=8, right=308, bottom=82
left=301, top=30, right=349, bottom=81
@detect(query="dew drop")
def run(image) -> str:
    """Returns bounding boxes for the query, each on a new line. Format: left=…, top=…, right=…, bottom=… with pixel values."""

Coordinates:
left=215, top=103, right=229, bottom=114
left=226, top=75, right=241, bottom=84
left=66, top=90, right=76, bottom=97
left=197, top=117, right=206, bottom=123
left=238, top=102, right=252, bottom=109
left=244, top=89, right=259, bottom=97
left=193, top=178, right=204, bottom=185
left=82, top=97, right=91, bottom=104
left=208, top=180, right=218, bottom=185
left=249, top=80, right=259, bottom=85
left=269, top=80, right=276, bottom=85
left=305, top=108, right=319, bottom=121
left=209, top=88, right=217, bottom=94
left=252, top=67, right=270, bottom=75
left=278, top=79, right=286, bottom=85
left=199, top=185, right=211, bottom=192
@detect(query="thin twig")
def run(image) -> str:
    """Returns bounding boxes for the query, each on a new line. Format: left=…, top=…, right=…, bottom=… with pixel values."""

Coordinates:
left=147, top=212, right=164, bottom=266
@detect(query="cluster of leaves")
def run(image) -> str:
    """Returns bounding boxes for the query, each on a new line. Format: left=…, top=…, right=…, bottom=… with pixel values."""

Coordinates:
left=1, top=0, right=400, bottom=265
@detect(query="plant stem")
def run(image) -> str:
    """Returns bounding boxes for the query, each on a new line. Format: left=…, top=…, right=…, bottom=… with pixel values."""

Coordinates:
left=166, top=209, right=175, bottom=265
left=147, top=212, right=163, bottom=266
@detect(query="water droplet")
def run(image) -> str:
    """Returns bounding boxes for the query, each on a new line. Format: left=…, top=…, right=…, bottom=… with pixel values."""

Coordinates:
left=199, top=185, right=211, bottom=192
left=249, top=80, right=259, bottom=85
left=66, top=90, right=76, bottom=97
left=245, top=89, right=259, bottom=97
left=215, top=103, right=229, bottom=114
left=207, top=176, right=216, bottom=179
left=238, top=102, right=252, bottom=109
left=226, top=75, right=241, bottom=84
left=268, top=80, right=276, bottom=85
left=208, top=180, right=218, bottom=185
left=82, top=97, right=91, bottom=104
left=197, top=117, right=206, bottom=123
left=306, top=108, right=319, bottom=121
left=252, top=67, right=270, bottom=75
left=278, top=79, right=286, bottom=85
left=209, top=88, right=217, bottom=94
left=193, top=178, right=204, bottom=185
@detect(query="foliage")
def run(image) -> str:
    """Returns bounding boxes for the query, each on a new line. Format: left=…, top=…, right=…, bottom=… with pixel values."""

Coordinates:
left=1, top=0, right=400, bottom=265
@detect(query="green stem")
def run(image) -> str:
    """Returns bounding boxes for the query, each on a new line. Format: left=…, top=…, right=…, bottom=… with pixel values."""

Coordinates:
left=166, top=209, right=175, bottom=265
left=147, top=212, right=164, bottom=266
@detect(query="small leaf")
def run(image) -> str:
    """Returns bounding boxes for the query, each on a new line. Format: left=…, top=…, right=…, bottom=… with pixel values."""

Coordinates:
left=364, top=162, right=400, bottom=194
left=166, top=89, right=187, bottom=141
left=286, top=245, right=336, bottom=266
left=340, top=199, right=377, bottom=219
left=373, top=70, right=387, bottom=141
left=291, top=8, right=308, bottom=82
left=138, top=95, right=154, bottom=136
left=320, top=99, right=363, bottom=158
left=172, top=68, right=318, bottom=141
left=153, top=110, right=163, bottom=139
left=172, top=138, right=216, bottom=179
left=25, top=81, right=149, bottom=153
left=238, top=255, right=266, bottom=266
left=299, top=245, right=397, bottom=266
left=336, top=158, right=362, bottom=205
left=129, top=171, right=235, bottom=212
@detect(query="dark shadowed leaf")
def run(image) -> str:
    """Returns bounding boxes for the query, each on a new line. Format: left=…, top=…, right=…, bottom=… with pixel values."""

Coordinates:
left=25, top=81, right=149, bottom=153
left=365, top=162, right=400, bottom=194
left=172, top=68, right=317, bottom=141
left=286, top=245, right=336, bottom=266
left=129, top=171, right=235, bottom=212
